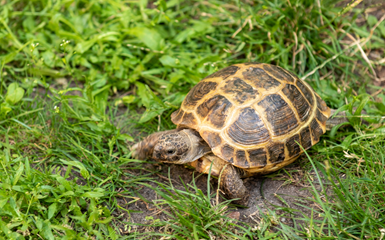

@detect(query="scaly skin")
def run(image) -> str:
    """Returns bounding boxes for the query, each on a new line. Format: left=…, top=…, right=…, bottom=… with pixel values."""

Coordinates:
left=188, top=154, right=249, bottom=205
left=220, top=164, right=249, bottom=205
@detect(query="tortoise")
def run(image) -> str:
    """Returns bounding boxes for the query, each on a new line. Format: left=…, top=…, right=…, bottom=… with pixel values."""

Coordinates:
left=132, top=62, right=347, bottom=205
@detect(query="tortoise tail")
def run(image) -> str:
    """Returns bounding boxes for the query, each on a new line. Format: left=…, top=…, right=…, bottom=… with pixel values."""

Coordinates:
left=325, top=109, right=348, bottom=130
left=326, top=109, right=370, bottom=130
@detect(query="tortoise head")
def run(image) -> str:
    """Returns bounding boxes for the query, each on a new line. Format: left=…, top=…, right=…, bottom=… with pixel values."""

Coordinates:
left=132, top=129, right=211, bottom=164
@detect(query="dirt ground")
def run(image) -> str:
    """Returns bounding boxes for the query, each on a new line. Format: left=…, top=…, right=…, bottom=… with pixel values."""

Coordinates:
left=114, top=146, right=321, bottom=233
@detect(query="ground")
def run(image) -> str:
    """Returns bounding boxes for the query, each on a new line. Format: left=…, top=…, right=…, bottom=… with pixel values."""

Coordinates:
left=120, top=161, right=316, bottom=226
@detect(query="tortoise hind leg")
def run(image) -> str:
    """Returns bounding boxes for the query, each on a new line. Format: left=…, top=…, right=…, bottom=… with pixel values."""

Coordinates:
left=220, top=165, right=250, bottom=205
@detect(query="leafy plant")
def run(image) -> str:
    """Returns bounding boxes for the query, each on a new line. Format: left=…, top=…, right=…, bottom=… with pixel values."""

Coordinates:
left=0, top=83, right=25, bottom=118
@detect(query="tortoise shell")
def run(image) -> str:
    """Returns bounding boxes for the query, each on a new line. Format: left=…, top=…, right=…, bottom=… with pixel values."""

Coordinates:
left=171, top=63, right=331, bottom=172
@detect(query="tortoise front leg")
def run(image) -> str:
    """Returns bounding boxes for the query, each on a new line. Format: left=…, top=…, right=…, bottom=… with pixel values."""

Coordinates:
left=189, top=154, right=250, bottom=205
left=220, top=165, right=250, bottom=205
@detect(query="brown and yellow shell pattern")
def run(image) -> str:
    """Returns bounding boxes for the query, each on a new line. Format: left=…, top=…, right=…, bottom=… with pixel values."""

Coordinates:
left=171, top=63, right=331, bottom=173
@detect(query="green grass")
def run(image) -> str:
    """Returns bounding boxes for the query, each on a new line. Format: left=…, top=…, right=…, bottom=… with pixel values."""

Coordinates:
left=1, top=0, right=385, bottom=239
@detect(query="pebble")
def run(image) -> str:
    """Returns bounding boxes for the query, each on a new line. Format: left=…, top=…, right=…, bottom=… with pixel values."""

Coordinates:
left=227, top=211, right=240, bottom=220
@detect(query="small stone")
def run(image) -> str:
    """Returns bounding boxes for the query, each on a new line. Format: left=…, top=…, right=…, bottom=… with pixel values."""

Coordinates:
left=55, top=78, right=68, bottom=89
left=227, top=211, right=240, bottom=220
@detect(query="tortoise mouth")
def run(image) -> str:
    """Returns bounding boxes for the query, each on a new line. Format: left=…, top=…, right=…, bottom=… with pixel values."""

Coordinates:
left=131, top=140, right=153, bottom=160
left=131, top=143, right=139, bottom=159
